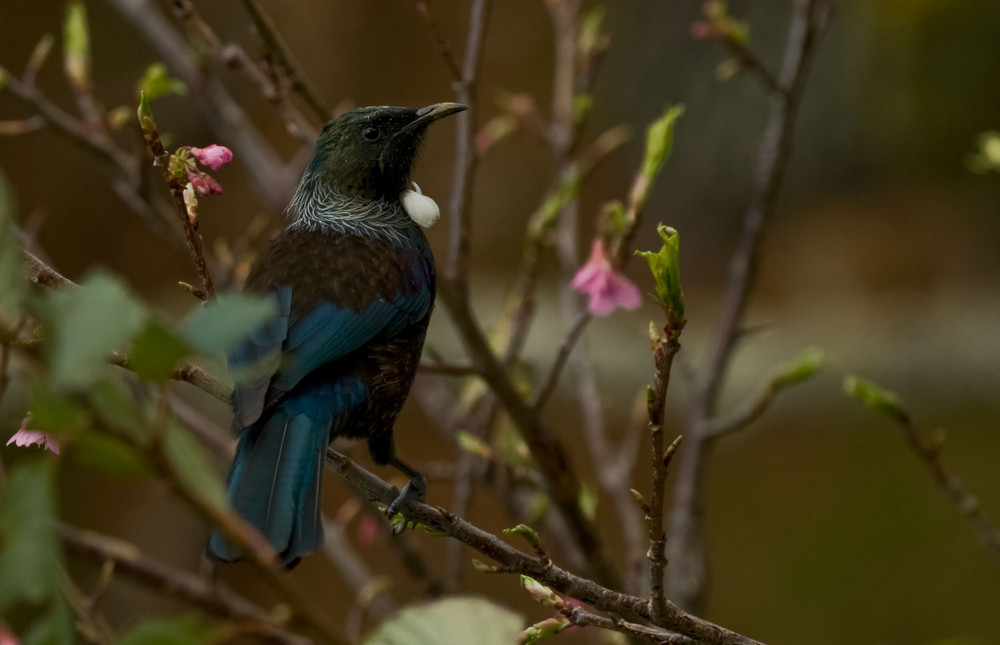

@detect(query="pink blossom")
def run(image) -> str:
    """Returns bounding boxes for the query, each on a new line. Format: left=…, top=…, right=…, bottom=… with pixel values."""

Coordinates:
left=188, top=170, right=223, bottom=196
left=0, top=621, right=19, bottom=645
left=188, top=144, right=233, bottom=171
left=571, top=240, right=642, bottom=316
left=6, top=414, right=59, bottom=455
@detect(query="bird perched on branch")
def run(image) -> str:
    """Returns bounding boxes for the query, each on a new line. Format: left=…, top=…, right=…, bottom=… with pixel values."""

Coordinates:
left=207, top=102, right=467, bottom=568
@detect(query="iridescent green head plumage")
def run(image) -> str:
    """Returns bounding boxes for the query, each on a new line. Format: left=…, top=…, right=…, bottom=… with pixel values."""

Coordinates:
left=303, top=102, right=467, bottom=201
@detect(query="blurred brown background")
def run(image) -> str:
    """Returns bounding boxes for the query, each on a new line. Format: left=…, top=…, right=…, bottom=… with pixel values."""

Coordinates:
left=2, top=0, right=999, bottom=643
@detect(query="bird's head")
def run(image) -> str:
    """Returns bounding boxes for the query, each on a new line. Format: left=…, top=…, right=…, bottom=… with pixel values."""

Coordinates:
left=303, top=103, right=467, bottom=202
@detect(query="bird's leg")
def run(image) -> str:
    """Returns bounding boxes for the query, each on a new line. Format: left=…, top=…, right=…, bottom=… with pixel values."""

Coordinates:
left=385, top=456, right=426, bottom=534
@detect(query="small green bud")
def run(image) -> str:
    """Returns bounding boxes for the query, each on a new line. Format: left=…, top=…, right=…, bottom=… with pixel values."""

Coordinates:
left=471, top=558, right=503, bottom=573
left=715, top=58, right=742, bottom=82
left=578, top=483, right=598, bottom=522
left=520, top=575, right=559, bottom=608
left=140, top=62, right=188, bottom=101
left=772, top=347, right=826, bottom=390
left=27, top=34, right=56, bottom=76
left=600, top=200, right=627, bottom=237
left=63, top=0, right=91, bottom=91
left=572, top=94, right=593, bottom=128
left=137, top=91, right=158, bottom=139
left=967, top=131, right=1000, bottom=174
left=515, top=617, right=572, bottom=645
left=579, top=7, right=605, bottom=52
left=843, top=375, right=908, bottom=422
left=456, top=431, right=493, bottom=460
left=504, top=524, right=543, bottom=552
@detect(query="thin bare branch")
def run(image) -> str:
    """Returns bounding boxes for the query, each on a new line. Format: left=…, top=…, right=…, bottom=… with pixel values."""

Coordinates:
left=561, top=605, right=696, bottom=645
left=239, top=0, right=331, bottom=122
left=326, top=449, right=765, bottom=645
left=531, top=310, right=590, bottom=412
left=107, top=0, right=298, bottom=210
left=444, top=0, right=491, bottom=296
left=667, top=0, right=828, bottom=613
left=438, top=280, right=620, bottom=589
left=646, top=331, right=682, bottom=623
left=58, top=523, right=304, bottom=639
left=890, top=414, right=1000, bottom=559
left=415, top=0, right=463, bottom=83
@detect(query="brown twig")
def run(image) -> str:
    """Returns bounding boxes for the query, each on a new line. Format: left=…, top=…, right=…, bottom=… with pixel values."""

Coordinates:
left=417, top=361, right=480, bottom=377
left=171, top=0, right=316, bottom=144
left=321, top=517, right=398, bottom=621
left=719, top=38, right=782, bottom=96
left=885, top=412, right=1000, bottom=559
left=561, top=605, right=696, bottom=645
left=667, top=0, right=828, bottom=613
left=139, top=117, right=217, bottom=301
left=107, top=0, right=298, bottom=210
left=62, top=571, right=118, bottom=645
left=438, top=280, right=620, bottom=589
left=415, top=0, right=464, bottom=83
left=239, top=0, right=331, bottom=123
left=0, top=68, right=182, bottom=241
left=444, top=0, right=491, bottom=297
left=326, top=449, right=765, bottom=645
left=646, top=329, right=682, bottom=623
left=531, top=310, right=590, bottom=412
left=58, top=523, right=311, bottom=644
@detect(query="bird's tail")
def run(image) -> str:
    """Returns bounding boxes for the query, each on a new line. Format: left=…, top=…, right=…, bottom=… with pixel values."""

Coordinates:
left=206, top=404, right=329, bottom=568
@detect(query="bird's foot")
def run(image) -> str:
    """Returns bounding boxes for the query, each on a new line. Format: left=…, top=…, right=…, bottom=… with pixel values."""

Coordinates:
left=385, top=475, right=427, bottom=535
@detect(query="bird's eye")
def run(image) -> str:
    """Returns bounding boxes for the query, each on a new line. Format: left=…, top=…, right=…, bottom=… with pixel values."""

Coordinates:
left=362, top=126, right=380, bottom=141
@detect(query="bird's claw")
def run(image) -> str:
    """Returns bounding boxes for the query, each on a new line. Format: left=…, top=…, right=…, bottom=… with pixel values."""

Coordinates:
left=386, top=475, right=426, bottom=535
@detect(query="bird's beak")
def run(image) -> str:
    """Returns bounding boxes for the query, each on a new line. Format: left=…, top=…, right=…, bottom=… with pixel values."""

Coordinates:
left=397, top=102, right=468, bottom=136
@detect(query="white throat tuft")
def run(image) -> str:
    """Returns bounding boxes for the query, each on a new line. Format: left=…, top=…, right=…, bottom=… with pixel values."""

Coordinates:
left=400, top=182, right=440, bottom=228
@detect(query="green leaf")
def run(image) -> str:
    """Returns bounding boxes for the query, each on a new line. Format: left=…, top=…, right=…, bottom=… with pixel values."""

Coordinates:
left=40, top=270, right=147, bottom=390
left=632, top=105, right=684, bottom=212
left=22, top=598, right=74, bottom=645
left=363, top=597, right=522, bottom=645
left=0, top=169, right=26, bottom=328
left=0, top=460, right=63, bottom=613
left=28, top=386, right=91, bottom=437
left=118, top=614, right=223, bottom=645
left=71, top=432, right=153, bottom=477
left=162, top=420, right=226, bottom=509
left=843, top=375, right=908, bottom=422
left=87, top=381, right=153, bottom=444
left=181, top=291, right=277, bottom=355
left=129, top=320, right=191, bottom=382
left=139, top=62, right=187, bottom=101
left=63, top=0, right=91, bottom=91
left=635, top=224, right=685, bottom=326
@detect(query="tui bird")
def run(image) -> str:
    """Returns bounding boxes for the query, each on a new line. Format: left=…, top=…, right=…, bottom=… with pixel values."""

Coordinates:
left=207, top=102, right=467, bottom=567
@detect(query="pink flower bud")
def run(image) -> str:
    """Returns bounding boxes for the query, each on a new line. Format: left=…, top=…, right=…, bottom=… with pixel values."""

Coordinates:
left=187, top=170, right=223, bottom=196
left=188, top=144, right=233, bottom=171
left=571, top=240, right=642, bottom=316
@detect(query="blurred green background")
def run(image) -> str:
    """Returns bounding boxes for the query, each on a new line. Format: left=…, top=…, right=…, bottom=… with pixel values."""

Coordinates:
left=1, top=0, right=999, bottom=643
